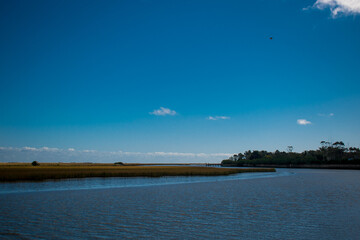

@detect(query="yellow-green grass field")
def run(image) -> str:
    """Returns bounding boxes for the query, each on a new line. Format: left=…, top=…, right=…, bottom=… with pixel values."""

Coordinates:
left=0, top=163, right=276, bottom=182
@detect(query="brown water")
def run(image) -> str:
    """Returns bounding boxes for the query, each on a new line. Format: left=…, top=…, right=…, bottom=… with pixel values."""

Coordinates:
left=0, top=168, right=360, bottom=239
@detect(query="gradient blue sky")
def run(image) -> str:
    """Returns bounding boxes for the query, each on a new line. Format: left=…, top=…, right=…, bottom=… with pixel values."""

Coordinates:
left=1, top=0, right=360, bottom=162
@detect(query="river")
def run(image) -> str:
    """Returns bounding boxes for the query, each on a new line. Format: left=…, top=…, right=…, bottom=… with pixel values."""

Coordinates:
left=0, top=168, right=359, bottom=239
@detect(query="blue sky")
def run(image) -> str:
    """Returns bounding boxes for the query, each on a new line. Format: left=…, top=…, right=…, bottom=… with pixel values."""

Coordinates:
left=0, top=0, right=360, bottom=162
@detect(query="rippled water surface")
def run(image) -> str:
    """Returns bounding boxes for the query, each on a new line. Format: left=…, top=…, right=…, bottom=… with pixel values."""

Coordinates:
left=1, top=168, right=360, bottom=239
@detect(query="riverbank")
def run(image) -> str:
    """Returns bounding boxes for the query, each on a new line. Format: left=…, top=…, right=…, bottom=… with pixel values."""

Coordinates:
left=0, top=163, right=275, bottom=182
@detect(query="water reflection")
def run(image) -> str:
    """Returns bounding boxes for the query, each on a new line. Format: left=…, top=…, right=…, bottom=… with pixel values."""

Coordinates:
left=0, top=169, right=290, bottom=194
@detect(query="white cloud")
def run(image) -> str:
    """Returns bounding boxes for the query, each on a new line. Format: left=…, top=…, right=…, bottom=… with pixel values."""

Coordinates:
left=297, top=119, right=312, bottom=125
left=313, top=0, right=360, bottom=16
left=150, top=107, right=177, bottom=116
left=17, top=146, right=60, bottom=152
left=83, top=149, right=97, bottom=153
left=146, top=152, right=231, bottom=157
left=40, top=147, right=59, bottom=151
left=0, top=146, right=232, bottom=163
left=23, top=146, right=38, bottom=151
left=318, top=113, right=334, bottom=117
left=207, top=116, right=230, bottom=121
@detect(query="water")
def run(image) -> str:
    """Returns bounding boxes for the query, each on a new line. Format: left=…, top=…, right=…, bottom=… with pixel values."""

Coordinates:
left=0, top=170, right=288, bottom=194
left=0, top=168, right=360, bottom=239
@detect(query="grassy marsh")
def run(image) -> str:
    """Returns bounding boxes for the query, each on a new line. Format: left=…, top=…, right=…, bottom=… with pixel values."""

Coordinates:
left=0, top=163, right=275, bottom=182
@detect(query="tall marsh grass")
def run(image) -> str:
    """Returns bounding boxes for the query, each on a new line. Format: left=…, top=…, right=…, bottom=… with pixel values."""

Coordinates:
left=0, top=163, right=275, bottom=182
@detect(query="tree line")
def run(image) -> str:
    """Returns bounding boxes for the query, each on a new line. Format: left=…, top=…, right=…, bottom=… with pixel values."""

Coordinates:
left=221, top=141, right=360, bottom=166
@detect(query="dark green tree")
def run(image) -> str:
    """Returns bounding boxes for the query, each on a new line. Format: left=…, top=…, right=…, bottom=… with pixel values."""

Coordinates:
left=31, top=161, right=39, bottom=166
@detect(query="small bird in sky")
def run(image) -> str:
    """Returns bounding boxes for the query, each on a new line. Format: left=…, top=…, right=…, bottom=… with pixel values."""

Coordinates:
left=269, top=37, right=273, bottom=40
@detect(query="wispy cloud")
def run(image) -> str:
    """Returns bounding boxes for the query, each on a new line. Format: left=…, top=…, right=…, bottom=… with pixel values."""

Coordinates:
left=22, top=146, right=59, bottom=151
left=318, top=113, right=334, bottom=117
left=83, top=149, right=97, bottom=153
left=150, top=107, right=177, bottom=116
left=297, top=119, right=312, bottom=125
left=0, top=146, right=232, bottom=163
left=207, top=116, right=230, bottom=121
left=309, top=0, right=360, bottom=17
left=23, top=146, right=38, bottom=151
